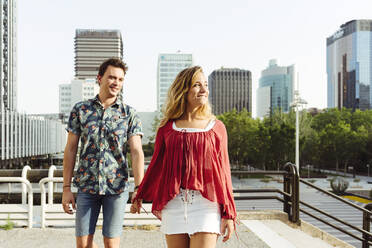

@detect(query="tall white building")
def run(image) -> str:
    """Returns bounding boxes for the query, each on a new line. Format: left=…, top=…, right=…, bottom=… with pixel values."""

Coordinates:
left=75, top=29, right=123, bottom=80
left=59, top=79, right=99, bottom=115
left=157, top=53, right=193, bottom=110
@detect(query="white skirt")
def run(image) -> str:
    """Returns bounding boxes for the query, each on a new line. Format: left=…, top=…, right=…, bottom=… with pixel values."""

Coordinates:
left=160, top=189, right=221, bottom=235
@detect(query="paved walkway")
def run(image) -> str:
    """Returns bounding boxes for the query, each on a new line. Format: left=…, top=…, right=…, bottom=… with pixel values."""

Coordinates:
left=0, top=224, right=269, bottom=248
left=235, top=186, right=364, bottom=248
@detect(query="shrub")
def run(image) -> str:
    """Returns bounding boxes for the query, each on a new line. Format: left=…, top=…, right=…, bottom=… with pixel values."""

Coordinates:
left=0, top=216, right=15, bottom=230
left=260, top=178, right=270, bottom=183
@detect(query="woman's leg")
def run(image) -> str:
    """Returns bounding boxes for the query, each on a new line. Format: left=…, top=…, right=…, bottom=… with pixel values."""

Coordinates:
left=189, top=232, right=218, bottom=248
left=165, top=234, right=190, bottom=248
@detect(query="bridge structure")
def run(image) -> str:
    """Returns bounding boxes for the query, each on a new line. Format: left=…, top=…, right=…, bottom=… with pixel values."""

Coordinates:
left=0, top=111, right=66, bottom=169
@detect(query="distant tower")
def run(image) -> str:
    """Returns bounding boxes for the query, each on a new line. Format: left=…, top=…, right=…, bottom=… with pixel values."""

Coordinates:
left=256, top=59, right=295, bottom=118
left=0, top=0, right=17, bottom=112
left=327, top=20, right=372, bottom=110
left=156, top=53, right=193, bottom=110
left=74, top=29, right=123, bottom=80
left=208, top=68, right=252, bottom=115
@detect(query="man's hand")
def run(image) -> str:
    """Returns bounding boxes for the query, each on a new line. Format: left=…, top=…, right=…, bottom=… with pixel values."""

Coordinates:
left=130, top=191, right=142, bottom=214
left=220, top=218, right=234, bottom=242
left=62, top=190, right=76, bottom=214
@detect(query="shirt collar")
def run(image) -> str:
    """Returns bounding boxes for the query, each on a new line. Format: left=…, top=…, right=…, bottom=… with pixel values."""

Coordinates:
left=91, top=94, right=122, bottom=108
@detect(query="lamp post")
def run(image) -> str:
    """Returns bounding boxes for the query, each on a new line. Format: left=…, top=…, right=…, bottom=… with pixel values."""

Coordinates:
left=367, top=164, right=370, bottom=177
left=291, top=75, right=307, bottom=175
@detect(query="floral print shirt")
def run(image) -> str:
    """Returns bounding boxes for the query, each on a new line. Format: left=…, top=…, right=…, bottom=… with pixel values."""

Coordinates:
left=67, top=95, right=143, bottom=195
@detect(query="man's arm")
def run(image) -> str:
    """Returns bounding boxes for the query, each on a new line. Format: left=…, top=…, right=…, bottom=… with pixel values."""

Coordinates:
left=128, top=135, right=144, bottom=188
left=62, top=132, right=79, bottom=214
left=128, top=135, right=144, bottom=213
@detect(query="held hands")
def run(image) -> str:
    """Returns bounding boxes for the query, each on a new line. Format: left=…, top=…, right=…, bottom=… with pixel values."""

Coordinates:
left=62, top=190, right=76, bottom=214
left=220, top=218, right=234, bottom=242
left=130, top=191, right=142, bottom=214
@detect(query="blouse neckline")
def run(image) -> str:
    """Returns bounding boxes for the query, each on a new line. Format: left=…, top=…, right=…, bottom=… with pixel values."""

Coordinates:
left=172, top=119, right=216, bottom=133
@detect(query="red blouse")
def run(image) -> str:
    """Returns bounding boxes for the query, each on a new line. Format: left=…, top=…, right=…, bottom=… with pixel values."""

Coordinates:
left=135, top=120, right=236, bottom=221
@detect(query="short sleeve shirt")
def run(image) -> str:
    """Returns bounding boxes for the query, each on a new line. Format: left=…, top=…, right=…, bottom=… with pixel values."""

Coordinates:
left=67, top=95, right=143, bottom=195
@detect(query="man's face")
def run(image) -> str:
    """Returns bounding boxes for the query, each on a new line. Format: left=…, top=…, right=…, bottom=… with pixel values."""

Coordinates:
left=97, top=65, right=125, bottom=98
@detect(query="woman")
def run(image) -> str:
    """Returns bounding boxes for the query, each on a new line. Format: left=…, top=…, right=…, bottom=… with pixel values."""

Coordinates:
left=131, top=66, right=236, bottom=248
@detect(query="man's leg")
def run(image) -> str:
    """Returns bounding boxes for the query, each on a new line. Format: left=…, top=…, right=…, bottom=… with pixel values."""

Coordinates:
left=75, top=191, right=102, bottom=248
left=102, top=189, right=129, bottom=248
left=76, top=235, right=98, bottom=248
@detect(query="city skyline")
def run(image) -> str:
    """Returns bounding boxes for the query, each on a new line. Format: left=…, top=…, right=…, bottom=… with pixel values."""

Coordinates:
left=16, top=0, right=372, bottom=117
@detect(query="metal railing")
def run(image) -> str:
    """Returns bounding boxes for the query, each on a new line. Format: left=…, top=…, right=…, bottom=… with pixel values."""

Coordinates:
left=298, top=171, right=372, bottom=248
left=232, top=162, right=372, bottom=248
left=232, top=162, right=300, bottom=224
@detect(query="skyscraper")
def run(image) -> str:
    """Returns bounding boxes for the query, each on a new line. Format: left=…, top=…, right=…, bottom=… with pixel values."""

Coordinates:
left=256, top=59, right=295, bottom=118
left=157, top=53, right=193, bottom=110
left=74, top=29, right=123, bottom=80
left=327, top=20, right=372, bottom=110
left=208, top=68, right=252, bottom=115
left=0, top=0, right=17, bottom=112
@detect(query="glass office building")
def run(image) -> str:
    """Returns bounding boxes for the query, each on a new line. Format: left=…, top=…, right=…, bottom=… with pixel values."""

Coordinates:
left=257, top=59, right=295, bottom=117
left=327, top=20, right=372, bottom=110
left=157, top=53, right=193, bottom=110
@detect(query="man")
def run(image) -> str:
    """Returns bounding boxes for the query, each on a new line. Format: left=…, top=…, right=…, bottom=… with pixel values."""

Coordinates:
left=62, top=58, right=144, bottom=248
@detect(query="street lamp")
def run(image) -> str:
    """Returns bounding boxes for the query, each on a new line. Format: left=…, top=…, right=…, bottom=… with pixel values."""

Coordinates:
left=367, top=164, right=370, bottom=177
left=291, top=77, right=307, bottom=174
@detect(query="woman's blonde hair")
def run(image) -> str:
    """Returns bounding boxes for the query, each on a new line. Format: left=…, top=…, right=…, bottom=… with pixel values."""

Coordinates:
left=159, top=66, right=214, bottom=128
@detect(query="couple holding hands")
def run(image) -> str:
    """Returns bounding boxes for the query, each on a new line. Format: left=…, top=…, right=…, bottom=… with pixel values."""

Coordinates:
left=62, top=58, right=236, bottom=248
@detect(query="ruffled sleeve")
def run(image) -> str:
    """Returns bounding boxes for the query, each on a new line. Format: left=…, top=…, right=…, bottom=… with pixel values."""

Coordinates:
left=134, top=126, right=165, bottom=201
left=218, top=121, right=237, bottom=220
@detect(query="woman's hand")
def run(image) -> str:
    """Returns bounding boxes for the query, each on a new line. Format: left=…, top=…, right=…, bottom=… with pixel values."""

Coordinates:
left=130, top=191, right=142, bottom=214
left=220, top=218, right=234, bottom=242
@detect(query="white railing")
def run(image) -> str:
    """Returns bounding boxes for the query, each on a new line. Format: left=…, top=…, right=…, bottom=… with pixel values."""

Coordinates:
left=38, top=169, right=159, bottom=228
left=22, top=165, right=31, bottom=204
left=2, top=165, right=159, bottom=228
left=0, top=176, right=33, bottom=228
left=39, top=177, right=64, bottom=228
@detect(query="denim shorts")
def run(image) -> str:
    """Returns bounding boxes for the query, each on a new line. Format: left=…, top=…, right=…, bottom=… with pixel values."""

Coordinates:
left=75, top=188, right=129, bottom=238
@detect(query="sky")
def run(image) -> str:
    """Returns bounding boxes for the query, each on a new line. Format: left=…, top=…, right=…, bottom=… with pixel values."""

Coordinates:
left=17, top=0, right=372, bottom=117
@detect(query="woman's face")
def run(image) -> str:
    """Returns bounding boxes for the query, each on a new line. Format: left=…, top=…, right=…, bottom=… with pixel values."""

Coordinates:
left=186, top=71, right=209, bottom=109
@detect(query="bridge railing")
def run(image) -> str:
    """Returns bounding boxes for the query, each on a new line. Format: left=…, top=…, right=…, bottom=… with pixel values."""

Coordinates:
left=232, top=162, right=372, bottom=248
